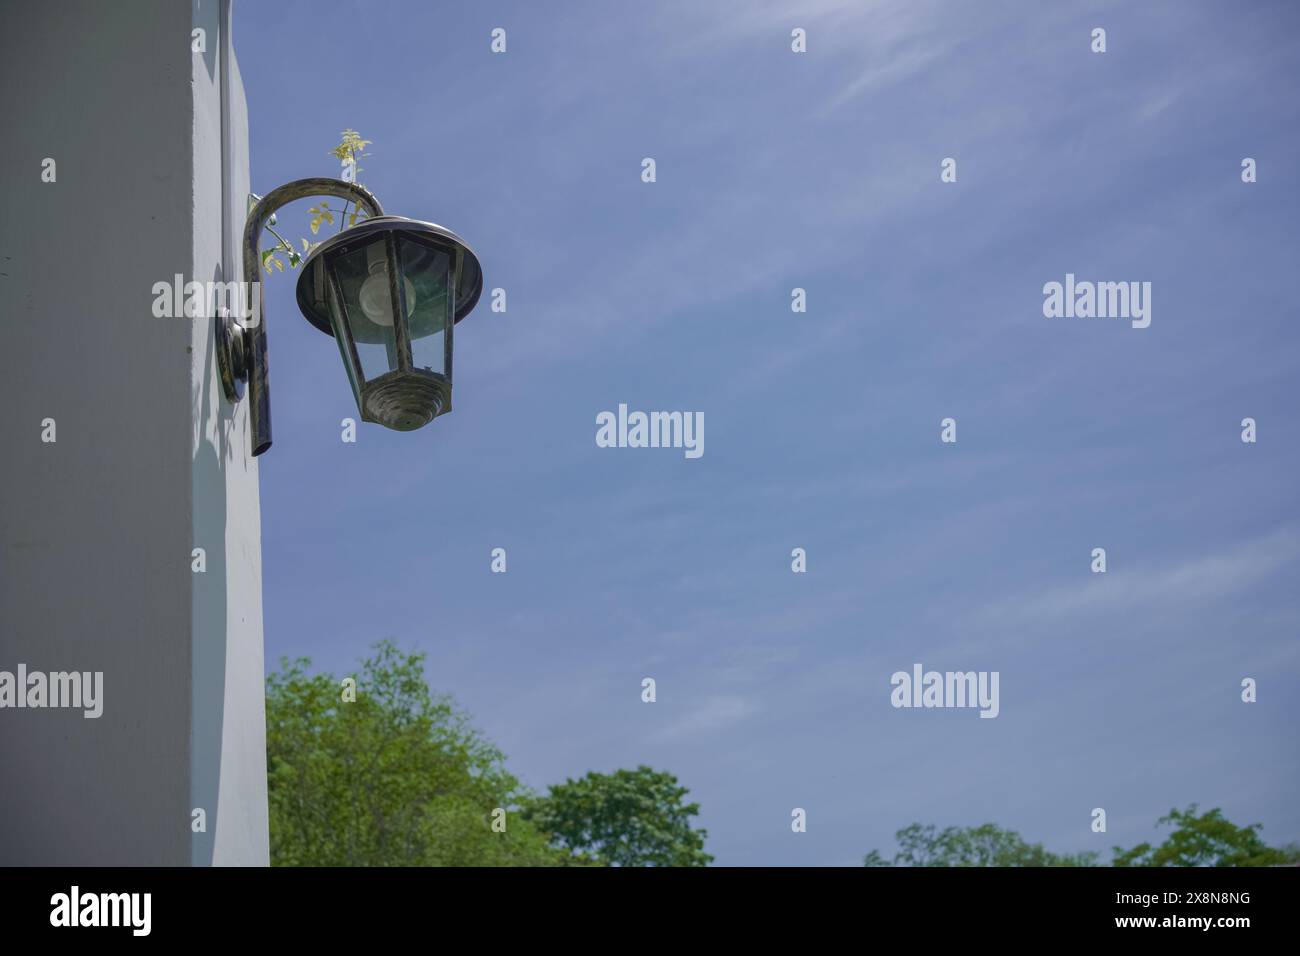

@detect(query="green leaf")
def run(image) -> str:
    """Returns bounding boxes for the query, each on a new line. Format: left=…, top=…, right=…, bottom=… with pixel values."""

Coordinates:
left=266, top=641, right=573, bottom=867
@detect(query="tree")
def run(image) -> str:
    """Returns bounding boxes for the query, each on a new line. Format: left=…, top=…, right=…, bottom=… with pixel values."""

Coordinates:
left=524, top=766, right=713, bottom=867
left=1112, top=805, right=1300, bottom=867
left=865, top=809, right=1300, bottom=867
left=864, top=823, right=1098, bottom=867
left=266, top=641, right=565, bottom=866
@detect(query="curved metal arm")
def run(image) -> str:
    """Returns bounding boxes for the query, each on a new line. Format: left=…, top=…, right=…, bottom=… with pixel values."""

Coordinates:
left=238, top=178, right=384, bottom=457
left=241, top=178, right=383, bottom=289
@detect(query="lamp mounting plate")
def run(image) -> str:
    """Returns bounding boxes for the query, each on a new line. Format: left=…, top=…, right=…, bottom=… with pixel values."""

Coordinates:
left=215, top=313, right=248, bottom=403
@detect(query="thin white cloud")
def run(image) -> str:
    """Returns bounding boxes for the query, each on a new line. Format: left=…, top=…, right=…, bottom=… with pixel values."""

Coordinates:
left=820, top=40, right=951, bottom=116
left=651, top=694, right=757, bottom=742
left=976, top=526, right=1300, bottom=624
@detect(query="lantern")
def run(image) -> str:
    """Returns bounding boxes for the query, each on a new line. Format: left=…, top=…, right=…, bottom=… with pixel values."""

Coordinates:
left=216, top=179, right=485, bottom=454
left=295, top=216, right=483, bottom=431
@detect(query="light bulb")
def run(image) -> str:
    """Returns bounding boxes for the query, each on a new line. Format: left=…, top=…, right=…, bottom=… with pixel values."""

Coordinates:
left=358, top=261, right=416, bottom=326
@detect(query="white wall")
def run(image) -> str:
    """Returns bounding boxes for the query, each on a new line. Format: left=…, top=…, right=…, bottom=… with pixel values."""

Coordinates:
left=0, top=0, right=267, bottom=865
left=190, top=0, right=269, bottom=867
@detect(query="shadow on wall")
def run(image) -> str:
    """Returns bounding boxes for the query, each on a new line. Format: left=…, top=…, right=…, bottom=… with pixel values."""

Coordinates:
left=189, top=260, right=231, bottom=866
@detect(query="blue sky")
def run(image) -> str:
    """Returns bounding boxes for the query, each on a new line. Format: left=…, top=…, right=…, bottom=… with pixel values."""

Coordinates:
left=237, top=0, right=1300, bottom=865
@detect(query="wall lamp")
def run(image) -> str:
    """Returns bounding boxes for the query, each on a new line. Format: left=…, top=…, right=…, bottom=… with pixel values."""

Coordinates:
left=216, top=178, right=483, bottom=456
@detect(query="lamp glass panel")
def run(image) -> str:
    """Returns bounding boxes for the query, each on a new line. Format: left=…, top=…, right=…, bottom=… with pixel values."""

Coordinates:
left=398, top=237, right=452, bottom=377
left=330, top=238, right=402, bottom=380
left=326, top=281, right=362, bottom=402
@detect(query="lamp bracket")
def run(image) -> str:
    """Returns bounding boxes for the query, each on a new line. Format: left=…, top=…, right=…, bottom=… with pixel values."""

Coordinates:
left=215, top=178, right=385, bottom=456
left=215, top=311, right=247, bottom=402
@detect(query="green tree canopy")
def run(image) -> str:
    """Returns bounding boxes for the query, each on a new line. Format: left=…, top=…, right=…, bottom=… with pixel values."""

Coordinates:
left=266, top=640, right=564, bottom=866
left=524, top=766, right=713, bottom=867
left=864, top=822, right=1098, bottom=867
left=865, top=809, right=1300, bottom=867
left=1112, top=805, right=1300, bottom=867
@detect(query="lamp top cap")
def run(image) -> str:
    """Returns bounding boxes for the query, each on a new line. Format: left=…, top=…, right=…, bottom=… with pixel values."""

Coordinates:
left=295, top=215, right=483, bottom=337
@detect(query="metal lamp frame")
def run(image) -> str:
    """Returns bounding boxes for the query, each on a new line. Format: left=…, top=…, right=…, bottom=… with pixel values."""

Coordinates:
left=216, top=177, right=384, bottom=457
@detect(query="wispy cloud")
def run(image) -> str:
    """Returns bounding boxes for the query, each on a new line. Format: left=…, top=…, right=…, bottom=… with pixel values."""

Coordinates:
left=651, top=694, right=758, bottom=742
left=976, top=526, right=1300, bottom=625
